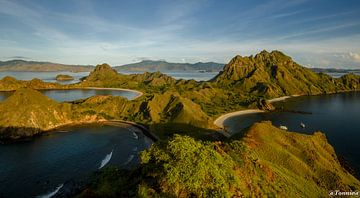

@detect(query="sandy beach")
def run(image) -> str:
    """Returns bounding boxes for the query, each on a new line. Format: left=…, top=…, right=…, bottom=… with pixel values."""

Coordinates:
left=83, top=87, right=143, bottom=100
left=267, top=95, right=300, bottom=103
left=214, top=95, right=300, bottom=129
left=214, top=109, right=265, bottom=128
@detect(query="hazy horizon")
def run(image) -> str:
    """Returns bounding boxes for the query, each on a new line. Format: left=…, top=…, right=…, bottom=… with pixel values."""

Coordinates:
left=0, top=0, right=360, bottom=69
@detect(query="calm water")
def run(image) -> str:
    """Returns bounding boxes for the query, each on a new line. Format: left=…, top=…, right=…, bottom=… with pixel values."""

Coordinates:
left=224, top=92, right=360, bottom=176
left=0, top=70, right=218, bottom=82
left=0, top=71, right=90, bottom=84
left=1, top=70, right=354, bottom=83
left=0, top=89, right=139, bottom=102
left=0, top=123, right=152, bottom=198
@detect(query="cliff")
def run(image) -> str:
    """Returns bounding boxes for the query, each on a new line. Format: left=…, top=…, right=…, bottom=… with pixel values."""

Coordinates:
left=80, top=121, right=360, bottom=197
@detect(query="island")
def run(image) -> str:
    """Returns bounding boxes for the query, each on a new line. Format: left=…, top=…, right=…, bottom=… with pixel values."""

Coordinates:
left=55, top=74, right=74, bottom=81
left=0, top=50, right=359, bottom=197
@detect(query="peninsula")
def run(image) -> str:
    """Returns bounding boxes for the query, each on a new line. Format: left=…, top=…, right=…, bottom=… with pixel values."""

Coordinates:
left=0, top=50, right=359, bottom=197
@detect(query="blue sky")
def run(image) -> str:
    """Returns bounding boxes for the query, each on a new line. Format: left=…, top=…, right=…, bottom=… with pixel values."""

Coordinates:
left=0, top=0, right=360, bottom=68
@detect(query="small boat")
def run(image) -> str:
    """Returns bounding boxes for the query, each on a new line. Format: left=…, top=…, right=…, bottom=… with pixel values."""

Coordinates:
left=300, top=122, right=306, bottom=128
left=279, top=125, right=288, bottom=130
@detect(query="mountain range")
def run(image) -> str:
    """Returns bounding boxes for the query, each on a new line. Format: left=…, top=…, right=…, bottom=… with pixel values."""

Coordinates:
left=0, top=60, right=94, bottom=72
left=1, top=58, right=359, bottom=74
left=115, top=60, right=224, bottom=72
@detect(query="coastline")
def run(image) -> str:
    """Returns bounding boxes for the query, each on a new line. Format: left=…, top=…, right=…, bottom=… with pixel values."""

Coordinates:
left=0, top=87, right=144, bottom=101
left=82, top=87, right=143, bottom=100
left=267, top=94, right=300, bottom=103
left=213, top=95, right=301, bottom=130
left=213, top=109, right=265, bottom=129
left=1, top=119, right=157, bottom=144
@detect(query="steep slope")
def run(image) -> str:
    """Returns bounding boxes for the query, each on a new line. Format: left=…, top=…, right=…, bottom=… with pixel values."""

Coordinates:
left=0, top=59, right=93, bottom=72
left=235, top=121, right=359, bottom=196
left=81, top=121, right=360, bottom=197
left=0, top=89, right=74, bottom=139
left=213, top=50, right=360, bottom=98
left=116, top=60, right=224, bottom=72
left=146, top=92, right=211, bottom=127
left=81, top=63, right=177, bottom=88
left=0, top=76, right=62, bottom=91
left=74, top=91, right=212, bottom=129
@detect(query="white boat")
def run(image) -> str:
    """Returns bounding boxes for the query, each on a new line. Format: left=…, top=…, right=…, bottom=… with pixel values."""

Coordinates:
left=300, top=122, right=306, bottom=128
left=279, top=125, right=288, bottom=130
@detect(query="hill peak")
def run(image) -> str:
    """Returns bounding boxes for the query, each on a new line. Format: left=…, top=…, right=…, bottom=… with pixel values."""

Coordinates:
left=84, top=63, right=119, bottom=82
left=93, top=63, right=117, bottom=73
left=4, top=88, right=57, bottom=106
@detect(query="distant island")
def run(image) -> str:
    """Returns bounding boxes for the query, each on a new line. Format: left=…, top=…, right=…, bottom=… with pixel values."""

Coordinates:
left=55, top=74, right=74, bottom=81
left=0, top=60, right=94, bottom=72
left=115, top=60, right=225, bottom=72
left=1, top=59, right=359, bottom=75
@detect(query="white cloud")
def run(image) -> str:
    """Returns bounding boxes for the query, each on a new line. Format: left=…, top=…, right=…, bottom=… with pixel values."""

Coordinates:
left=349, top=52, right=360, bottom=62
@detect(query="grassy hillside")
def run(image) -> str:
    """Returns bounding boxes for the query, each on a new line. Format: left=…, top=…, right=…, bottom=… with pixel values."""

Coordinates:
left=0, top=89, right=74, bottom=139
left=0, top=76, right=65, bottom=91
left=1, top=51, right=360, bottom=139
left=0, top=59, right=94, bottom=72
left=212, top=50, right=360, bottom=98
left=115, top=60, right=224, bottom=72
left=80, top=121, right=360, bottom=197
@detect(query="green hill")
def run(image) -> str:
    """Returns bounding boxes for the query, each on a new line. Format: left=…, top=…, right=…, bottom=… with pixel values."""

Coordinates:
left=0, top=88, right=74, bottom=139
left=0, top=76, right=63, bottom=91
left=212, top=50, right=360, bottom=98
left=81, top=63, right=177, bottom=89
left=0, top=59, right=94, bottom=72
left=115, top=60, right=224, bottom=72
left=80, top=121, right=360, bottom=197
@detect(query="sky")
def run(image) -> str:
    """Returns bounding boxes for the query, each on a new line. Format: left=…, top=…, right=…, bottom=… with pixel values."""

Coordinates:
left=0, top=0, right=360, bottom=68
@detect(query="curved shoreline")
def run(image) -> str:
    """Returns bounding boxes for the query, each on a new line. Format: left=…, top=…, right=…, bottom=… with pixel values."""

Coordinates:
left=0, top=87, right=144, bottom=101
left=213, top=95, right=300, bottom=129
left=214, top=109, right=265, bottom=129
left=82, top=87, right=143, bottom=100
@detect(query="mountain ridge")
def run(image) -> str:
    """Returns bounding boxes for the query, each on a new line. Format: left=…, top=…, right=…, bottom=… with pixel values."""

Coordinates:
left=115, top=60, right=224, bottom=72
left=0, top=59, right=94, bottom=72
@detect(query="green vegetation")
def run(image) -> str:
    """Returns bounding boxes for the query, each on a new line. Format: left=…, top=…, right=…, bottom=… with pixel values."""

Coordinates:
left=0, top=76, right=65, bottom=91
left=1, top=51, right=359, bottom=139
left=1, top=50, right=360, bottom=196
left=80, top=122, right=360, bottom=197
left=0, top=88, right=73, bottom=139
left=55, top=74, right=74, bottom=81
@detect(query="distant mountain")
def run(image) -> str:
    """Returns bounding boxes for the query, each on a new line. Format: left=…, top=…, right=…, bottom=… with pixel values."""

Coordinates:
left=0, top=60, right=94, bottom=72
left=115, top=60, right=224, bottom=72
left=310, top=67, right=360, bottom=74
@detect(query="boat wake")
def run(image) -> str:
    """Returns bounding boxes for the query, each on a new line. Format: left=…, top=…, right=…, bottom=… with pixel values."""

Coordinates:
left=132, top=131, right=139, bottom=139
left=37, top=184, right=63, bottom=198
left=99, top=149, right=113, bottom=169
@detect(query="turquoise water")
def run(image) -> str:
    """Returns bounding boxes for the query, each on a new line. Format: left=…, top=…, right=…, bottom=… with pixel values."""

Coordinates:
left=223, top=92, right=360, bottom=177
left=0, top=123, right=152, bottom=198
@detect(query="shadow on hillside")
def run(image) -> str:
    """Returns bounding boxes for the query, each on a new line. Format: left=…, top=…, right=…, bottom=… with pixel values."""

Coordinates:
left=148, top=123, right=227, bottom=142
left=0, top=126, right=45, bottom=144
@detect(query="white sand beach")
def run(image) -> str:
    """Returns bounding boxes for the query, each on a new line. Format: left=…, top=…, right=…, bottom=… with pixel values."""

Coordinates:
left=214, top=95, right=301, bottom=130
left=214, top=109, right=265, bottom=128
